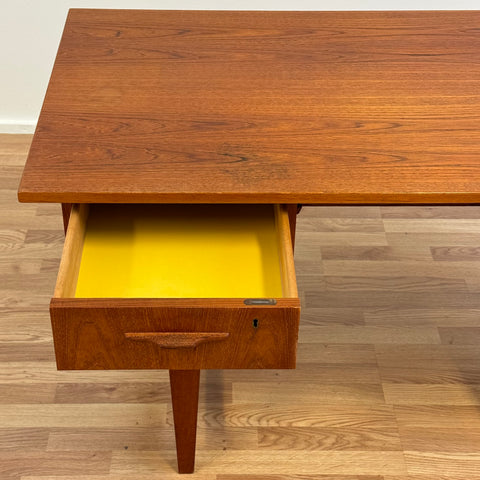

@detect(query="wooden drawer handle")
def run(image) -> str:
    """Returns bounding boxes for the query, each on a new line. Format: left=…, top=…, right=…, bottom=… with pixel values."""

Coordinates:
left=124, top=332, right=229, bottom=349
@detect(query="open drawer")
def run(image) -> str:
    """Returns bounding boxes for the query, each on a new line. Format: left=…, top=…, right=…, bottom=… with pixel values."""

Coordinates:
left=50, top=204, right=300, bottom=370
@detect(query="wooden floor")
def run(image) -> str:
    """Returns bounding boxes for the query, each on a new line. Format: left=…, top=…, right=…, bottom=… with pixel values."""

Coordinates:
left=1, top=133, right=480, bottom=479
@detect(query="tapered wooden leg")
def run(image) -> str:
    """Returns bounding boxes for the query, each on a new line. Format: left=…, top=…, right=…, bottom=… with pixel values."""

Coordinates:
left=169, top=369, right=200, bottom=474
left=61, top=203, right=72, bottom=234
left=286, top=204, right=299, bottom=251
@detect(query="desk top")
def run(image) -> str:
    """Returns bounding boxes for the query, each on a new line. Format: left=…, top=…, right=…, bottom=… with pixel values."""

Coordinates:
left=18, top=9, right=480, bottom=204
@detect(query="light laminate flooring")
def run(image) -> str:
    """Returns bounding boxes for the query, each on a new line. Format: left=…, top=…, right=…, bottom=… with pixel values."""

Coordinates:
left=1, top=134, right=480, bottom=479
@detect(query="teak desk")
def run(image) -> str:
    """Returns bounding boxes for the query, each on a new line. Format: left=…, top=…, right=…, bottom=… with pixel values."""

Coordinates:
left=18, top=9, right=480, bottom=474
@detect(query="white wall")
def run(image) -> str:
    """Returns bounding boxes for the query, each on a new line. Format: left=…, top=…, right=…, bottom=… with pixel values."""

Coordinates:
left=1, top=0, right=478, bottom=132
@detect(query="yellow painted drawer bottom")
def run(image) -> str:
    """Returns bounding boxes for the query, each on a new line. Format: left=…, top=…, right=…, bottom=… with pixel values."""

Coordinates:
left=75, top=204, right=286, bottom=299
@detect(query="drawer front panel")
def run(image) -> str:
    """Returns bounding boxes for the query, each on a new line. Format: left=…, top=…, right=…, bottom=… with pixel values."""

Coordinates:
left=50, top=298, right=300, bottom=370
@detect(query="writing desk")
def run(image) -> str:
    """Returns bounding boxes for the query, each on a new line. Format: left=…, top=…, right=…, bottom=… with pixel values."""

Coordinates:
left=18, top=9, right=480, bottom=473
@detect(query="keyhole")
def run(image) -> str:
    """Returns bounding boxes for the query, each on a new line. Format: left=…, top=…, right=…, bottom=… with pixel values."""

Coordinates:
left=253, top=319, right=259, bottom=328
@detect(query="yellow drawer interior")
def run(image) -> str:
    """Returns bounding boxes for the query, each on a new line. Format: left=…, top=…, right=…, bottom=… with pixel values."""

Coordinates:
left=74, top=204, right=285, bottom=298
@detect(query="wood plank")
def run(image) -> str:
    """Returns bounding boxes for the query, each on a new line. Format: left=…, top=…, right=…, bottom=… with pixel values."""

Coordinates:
left=24, top=230, right=64, bottom=245
left=0, top=384, right=56, bottom=404
left=321, top=260, right=480, bottom=280
left=397, top=427, right=480, bottom=453
left=298, top=324, right=441, bottom=345
left=298, top=307, right=365, bottom=326
left=199, top=404, right=397, bottom=428
left=365, top=309, right=480, bottom=327
left=257, top=426, right=402, bottom=451
left=305, top=291, right=480, bottom=309
left=383, top=219, right=480, bottom=234
left=0, top=314, right=53, bottom=344
left=438, top=327, right=480, bottom=345
left=53, top=381, right=231, bottom=405
left=204, top=363, right=380, bottom=385
left=21, top=476, right=215, bottom=480
left=387, top=232, right=480, bottom=247
left=322, top=276, right=467, bottom=293
left=466, top=276, right=480, bottom=292
left=0, top=451, right=111, bottom=478
left=0, top=428, right=49, bottom=451
left=296, top=344, right=377, bottom=364
left=296, top=231, right=388, bottom=248
left=305, top=206, right=382, bottom=218
left=376, top=345, right=480, bottom=384
left=0, top=242, right=64, bottom=260
left=53, top=382, right=172, bottom=404
left=381, top=205, right=480, bottom=219
left=219, top=476, right=385, bottom=480
left=0, top=343, right=55, bottom=362
left=431, top=246, right=480, bottom=261
left=404, top=451, right=480, bottom=477
left=320, top=246, right=431, bottom=262
left=0, top=404, right=166, bottom=428
left=395, top=406, right=480, bottom=429
left=0, top=134, right=32, bottom=154
left=47, top=426, right=256, bottom=451
left=0, top=361, right=170, bottom=384
left=297, top=218, right=385, bottom=233
left=110, top=450, right=407, bottom=475
left=233, top=383, right=385, bottom=405
left=385, top=476, right=480, bottom=480
left=383, top=384, right=480, bottom=405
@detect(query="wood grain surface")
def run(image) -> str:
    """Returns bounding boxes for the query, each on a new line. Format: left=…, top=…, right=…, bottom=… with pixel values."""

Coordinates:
left=124, top=332, right=230, bottom=349
left=5, top=135, right=480, bottom=478
left=50, top=298, right=300, bottom=370
left=18, top=10, right=480, bottom=204
left=170, top=369, right=201, bottom=473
